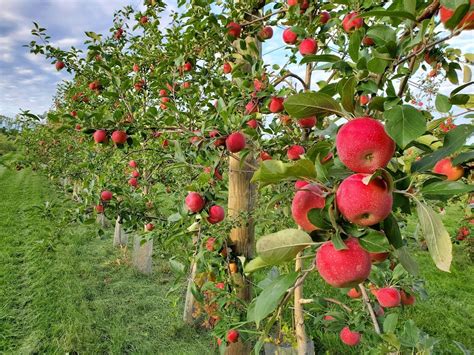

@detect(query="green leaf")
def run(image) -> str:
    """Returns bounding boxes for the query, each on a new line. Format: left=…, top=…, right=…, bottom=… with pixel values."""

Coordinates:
left=384, top=105, right=426, bottom=148
left=383, top=214, right=403, bottom=249
left=453, top=151, right=474, bottom=165
left=421, top=181, right=474, bottom=199
left=412, top=124, right=474, bottom=172
left=244, top=256, right=271, bottom=273
left=450, top=81, right=473, bottom=96
left=366, top=25, right=396, bottom=45
left=394, top=246, right=419, bottom=276
left=251, top=159, right=317, bottom=186
left=415, top=200, right=452, bottom=272
left=349, top=29, right=363, bottom=62
left=300, top=54, right=340, bottom=64
left=339, top=76, right=357, bottom=113
left=284, top=92, right=345, bottom=119
left=435, top=94, right=452, bottom=113
left=384, top=313, right=399, bottom=333
left=256, top=229, right=313, bottom=265
left=368, top=55, right=390, bottom=74
left=359, top=230, right=390, bottom=252
left=254, top=272, right=298, bottom=327
left=358, top=10, right=416, bottom=21
left=307, top=208, right=331, bottom=229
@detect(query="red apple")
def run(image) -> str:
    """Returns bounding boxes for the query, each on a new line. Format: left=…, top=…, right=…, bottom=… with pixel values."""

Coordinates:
left=288, top=0, right=298, bottom=5
left=336, top=174, right=393, bottom=226
left=111, top=130, right=128, bottom=144
left=283, top=28, right=298, bottom=44
left=70, top=110, right=77, bottom=117
left=299, top=38, right=318, bottom=55
left=291, top=184, right=325, bottom=232
left=159, top=89, right=167, bottom=96
left=316, top=237, right=371, bottom=288
left=223, top=62, right=232, bottom=74
left=208, top=205, right=225, bottom=224
left=369, top=252, right=389, bottom=263
left=245, top=100, right=259, bottom=114
left=360, top=95, right=370, bottom=105
left=128, top=177, right=138, bottom=187
left=320, top=11, right=331, bottom=24
left=129, top=160, right=137, bottom=168
left=295, top=180, right=309, bottom=189
left=260, top=151, right=272, bottom=161
left=95, top=204, right=104, bottom=213
left=253, top=78, right=265, bottom=92
left=246, top=119, right=258, bottom=129
left=216, top=282, right=225, bottom=290
left=55, top=61, right=65, bottom=71
left=280, top=115, right=291, bottom=125
left=183, top=62, right=192, bottom=72
left=297, top=116, right=316, bottom=128
left=132, top=170, right=140, bottom=178
left=93, top=130, right=107, bottom=143
left=376, top=287, right=401, bottom=308
left=185, top=192, right=205, bottom=213
left=362, top=36, right=374, bottom=46
left=145, top=223, right=154, bottom=231
left=340, top=327, right=361, bottom=346
left=259, top=26, right=273, bottom=40
left=101, top=190, right=113, bottom=201
left=227, top=22, right=241, bottom=38
left=342, top=12, right=364, bottom=32
left=347, top=288, right=361, bottom=298
left=114, top=28, right=124, bottom=39
left=269, top=97, right=285, bottom=113
left=287, top=145, right=305, bottom=160
left=182, top=81, right=190, bottom=89
left=206, top=237, right=216, bottom=251
left=336, top=117, right=395, bottom=173
left=227, top=329, right=239, bottom=343
left=433, top=157, right=464, bottom=181
left=75, top=124, right=82, bottom=131
left=324, top=315, right=335, bottom=321
left=400, top=290, right=416, bottom=306
left=226, top=132, right=246, bottom=153
left=133, top=64, right=140, bottom=72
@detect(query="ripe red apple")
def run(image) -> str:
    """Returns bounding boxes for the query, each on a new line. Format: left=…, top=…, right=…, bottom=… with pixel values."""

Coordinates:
left=226, top=132, right=246, bottom=153
left=140, top=16, right=148, bottom=24
left=324, top=315, right=335, bottom=321
left=320, top=11, right=331, bottom=24
left=376, top=287, right=401, bottom=308
left=111, top=130, right=127, bottom=144
left=161, top=97, right=170, bottom=103
left=440, top=0, right=474, bottom=30
left=400, top=290, right=416, bottom=306
left=159, top=89, right=167, bottom=96
left=145, top=223, right=154, bottom=231
left=342, top=12, right=364, bottom=32
left=336, top=117, right=395, bottom=173
left=245, top=100, right=259, bottom=114
left=95, top=204, right=104, bottom=213
left=369, top=252, right=389, bottom=263
left=182, top=81, right=190, bottom=89
left=246, top=119, right=258, bottom=129
left=288, top=0, right=298, bottom=5
left=70, top=110, right=77, bottom=117
left=93, top=130, right=107, bottom=143
left=347, top=288, right=361, bottom=298
left=360, top=95, right=370, bottom=105
left=133, top=64, right=140, bottom=72
left=128, top=177, right=138, bottom=187
left=299, top=38, right=318, bottom=55
left=75, top=124, right=82, bottom=131
left=206, top=237, right=216, bottom=251
left=287, top=145, right=305, bottom=160
left=101, top=190, right=113, bottom=201
left=336, top=174, right=393, bottom=226
left=114, top=28, right=124, bottom=39
left=259, top=26, right=273, bottom=40
left=294, top=180, right=309, bottom=189
left=223, top=62, right=232, bottom=74
left=183, top=62, right=192, bottom=72
left=216, top=282, right=225, bottom=290
left=134, top=79, right=145, bottom=91
left=269, top=97, right=285, bottom=113
left=185, top=192, right=205, bottom=213
left=260, top=151, right=272, bottom=161
left=339, top=327, right=361, bottom=346
left=316, top=237, right=371, bottom=288
left=227, top=22, right=241, bottom=38
left=227, top=329, right=239, bottom=343
left=297, top=116, right=316, bottom=128
left=208, top=205, right=225, bottom=224
left=253, top=78, right=265, bottom=92
left=131, top=170, right=140, bottom=178
left=55, top=61, right=65, bottom=71
left=291, top=184, right=325, bottom=232
left=362, top=36, right=374, bottom=46
left=283, top=28, right=298, bottom=44
left=433, top=157, right=464, bottom=181
left=129, top=160, right=137, bottom=168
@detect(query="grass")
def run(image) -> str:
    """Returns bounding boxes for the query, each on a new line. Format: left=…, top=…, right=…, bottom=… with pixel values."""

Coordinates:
left=1, top=167, right=472, bottom=354
left=0, top=167, right=212, bottom=354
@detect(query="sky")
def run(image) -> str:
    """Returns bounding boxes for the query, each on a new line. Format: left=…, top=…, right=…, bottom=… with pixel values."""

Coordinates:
left=0, top=0, right=473, bottom=119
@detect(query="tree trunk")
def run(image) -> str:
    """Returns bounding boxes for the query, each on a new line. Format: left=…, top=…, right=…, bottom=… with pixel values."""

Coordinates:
left=113, top=215, right=128, bottom=247
left=132, top=235, right=153, bottom=275
left=183, top=257, right=198, bottom=324
left=294, top=253, right=310, bottom=354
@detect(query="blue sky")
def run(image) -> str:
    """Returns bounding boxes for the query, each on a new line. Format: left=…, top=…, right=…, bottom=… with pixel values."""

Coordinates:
left=0, top=0, right=472, bottom=119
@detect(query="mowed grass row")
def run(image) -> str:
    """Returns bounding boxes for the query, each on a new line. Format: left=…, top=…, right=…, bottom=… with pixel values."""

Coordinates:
left=0, top=167, right=212, bottom=354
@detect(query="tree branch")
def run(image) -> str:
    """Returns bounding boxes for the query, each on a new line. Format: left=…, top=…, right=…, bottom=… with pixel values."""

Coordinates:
left=359, top=284, right=381, bottom=334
